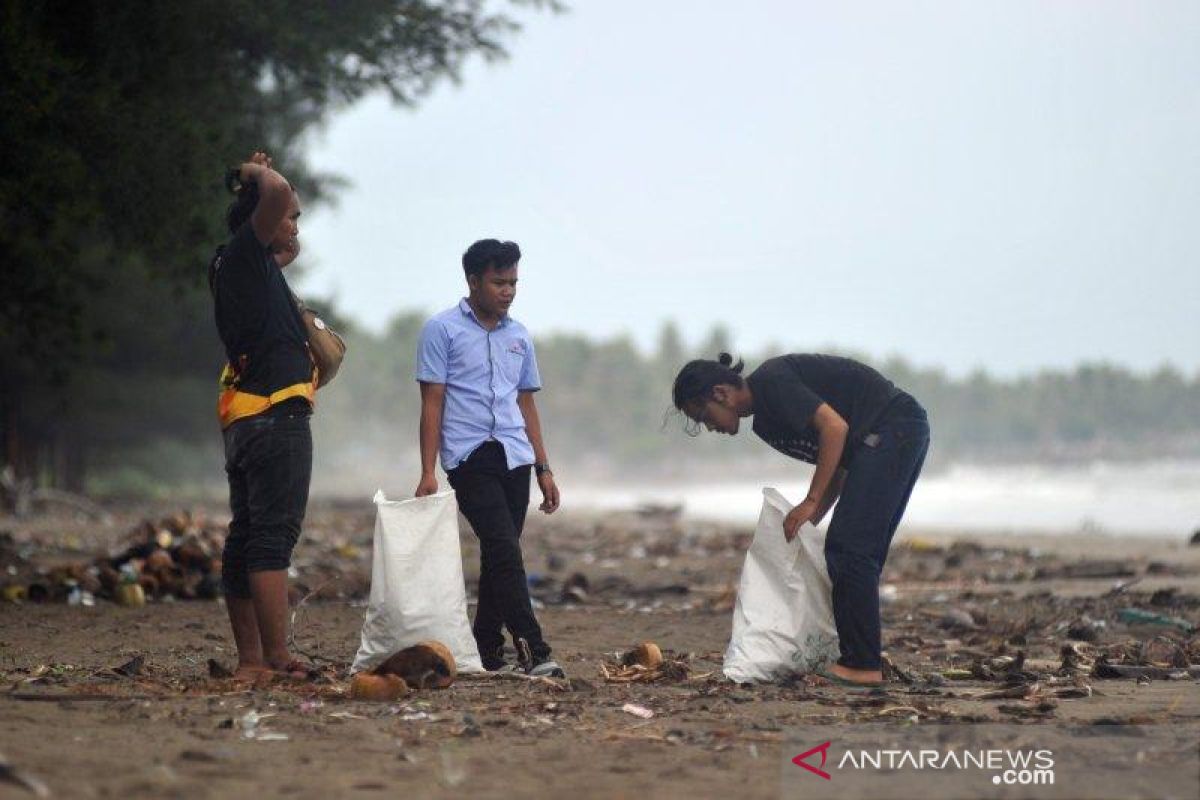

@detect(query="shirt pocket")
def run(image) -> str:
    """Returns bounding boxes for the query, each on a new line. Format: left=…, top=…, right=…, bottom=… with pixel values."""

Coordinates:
left=495, top=338, right=527, bottom=385
left=498, top=348, right=524, bottom=384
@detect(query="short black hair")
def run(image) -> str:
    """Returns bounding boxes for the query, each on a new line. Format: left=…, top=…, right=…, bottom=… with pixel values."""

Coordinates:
left=462, top=239, right=521, bottom=277
left=226, top=182, right=260, bottom=234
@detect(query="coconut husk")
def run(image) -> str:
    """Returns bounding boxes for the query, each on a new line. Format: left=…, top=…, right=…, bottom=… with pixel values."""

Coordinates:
left=137, top=573, right=160, bottom=597
left=143, top=549, right=175, bottom=573
left=621, top=641, right=664, bottom=670
left=350, top=672, right=411, bottom=701
left=374, top=641, right=457, bottom=689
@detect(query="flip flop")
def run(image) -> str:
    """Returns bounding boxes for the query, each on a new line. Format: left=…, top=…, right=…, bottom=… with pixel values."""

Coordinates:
left=815, top=669, right=884, bottom=689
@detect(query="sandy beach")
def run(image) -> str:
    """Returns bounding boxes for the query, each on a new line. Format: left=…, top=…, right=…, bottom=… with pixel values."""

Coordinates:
left=2, top=502, right=1198, bottom=799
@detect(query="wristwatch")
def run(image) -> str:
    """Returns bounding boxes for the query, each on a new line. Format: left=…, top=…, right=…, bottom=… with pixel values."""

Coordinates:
left=534, top=462, right=552, bottom=476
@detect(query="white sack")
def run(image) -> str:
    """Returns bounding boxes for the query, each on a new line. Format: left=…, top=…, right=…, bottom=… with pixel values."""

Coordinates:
left=351, top=490, right=483, bottom=674
left=723, top=488, right=840, bottom=683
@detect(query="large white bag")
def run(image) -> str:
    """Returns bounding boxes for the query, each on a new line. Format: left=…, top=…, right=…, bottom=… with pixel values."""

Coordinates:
left=723, top=488, right=840, bottom=683
left=351, top=490, right=483, bottom=674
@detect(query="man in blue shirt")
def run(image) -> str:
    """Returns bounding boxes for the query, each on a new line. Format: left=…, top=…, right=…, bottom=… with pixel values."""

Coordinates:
left=414, top=239, right=564, bottom=678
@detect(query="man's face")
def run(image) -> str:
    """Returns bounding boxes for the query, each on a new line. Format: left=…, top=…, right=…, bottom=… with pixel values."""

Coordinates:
left=469, top=263, right=518, bottom=316
left=684, top=387, right=741, bottom=435
left=269, top=191, right=301, bottom=256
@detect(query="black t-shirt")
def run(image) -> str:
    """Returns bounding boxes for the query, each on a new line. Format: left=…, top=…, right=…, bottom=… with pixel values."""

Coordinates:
left=746, top=354, right=901, bottom=465
left=210, top=224, right=312, bottom=406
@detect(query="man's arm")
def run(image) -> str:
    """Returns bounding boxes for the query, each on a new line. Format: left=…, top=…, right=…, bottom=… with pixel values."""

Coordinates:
left=415, top=382, right=445, bottom=496
left=783, top=403, right=849, bottom=540
left=517, top=391, right=559, bottom=513
left=236, top=152, right=292, bottom=247
left=810, top=468, right=847, bottom=526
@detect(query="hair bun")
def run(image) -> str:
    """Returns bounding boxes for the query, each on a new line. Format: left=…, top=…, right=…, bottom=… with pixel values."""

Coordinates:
left=717, top=352, right=744, bottom=374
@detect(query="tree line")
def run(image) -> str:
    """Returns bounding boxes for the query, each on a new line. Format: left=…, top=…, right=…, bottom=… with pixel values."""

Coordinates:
left=49, top=308, right=1200, bottom=497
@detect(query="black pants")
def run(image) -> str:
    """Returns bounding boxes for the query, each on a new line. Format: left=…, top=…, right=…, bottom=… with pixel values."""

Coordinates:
left=222, top=410, right=312, bottom=599
left=825, top=393, right=930, bottom=669
left=447, top=441, right=550, bottom=664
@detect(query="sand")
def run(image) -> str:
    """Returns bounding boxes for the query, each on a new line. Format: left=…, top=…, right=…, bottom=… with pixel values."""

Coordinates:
left=2, top=502, right=1198, bottom=799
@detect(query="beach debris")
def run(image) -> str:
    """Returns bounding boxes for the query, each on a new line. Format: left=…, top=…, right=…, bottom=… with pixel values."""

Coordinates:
left=938, top=608, right=979, bottom=632
left=1092, top=660, right=1200, bottom=681
left=1059, top=642, right=1095, bottom=675
left=374, top=641, right=457, bottom=689
left=113, top=578, right=146, bottom=607
left=112, top=655, right=145, bottom=678
left=622, top=642, right=664, bottom=670
left=601, top=644, right=700, bottom=684
left=0, top=509, right=372, bottom=607
left=207, top=659, right=234, bottom=679
left=350, top=672, right=411, bottom=701
left=621, top=703, right=655, bottom=719
left=438, top=746, right=467, bottom=788
left=707, top=584, right=737, bottom=613
left=238, top=710, right=287, bottom=741
left=1066, top=617, right=1106, bottom=642
left=0, top=751, right=50, bottom=798
left=1036, top=561, right=1137, bottom=580
left=560, top=572, right=590, bottom=604
left=1116, top=608, right=1196, bottom=634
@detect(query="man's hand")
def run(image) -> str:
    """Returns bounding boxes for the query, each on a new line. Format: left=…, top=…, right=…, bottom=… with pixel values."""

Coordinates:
left=783, top=498, right=819, bottom=542
left=537, top=472, right=560, bottom=514
left=238, top=150, right=273, bottom=183
left=415, top=473, right=439, bottom=497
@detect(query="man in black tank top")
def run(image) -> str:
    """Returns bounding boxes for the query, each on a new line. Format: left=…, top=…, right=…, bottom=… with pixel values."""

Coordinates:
left=209, top=151, right=314, bottom=681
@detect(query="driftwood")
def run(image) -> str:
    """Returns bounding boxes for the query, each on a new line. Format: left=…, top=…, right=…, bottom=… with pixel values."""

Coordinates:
left=6, top=692, right=154, bottom=702
left=0, top=468, right=111, bottom=522
left=1093, top=663, right=1200, bottom=680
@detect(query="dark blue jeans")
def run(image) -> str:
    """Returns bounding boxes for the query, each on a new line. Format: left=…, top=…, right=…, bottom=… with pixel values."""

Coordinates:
left=825, top=394, right=930, bottom=670
left=447, top=441, right=550, bottom=666
left=222, top=409, right=312, bottom=598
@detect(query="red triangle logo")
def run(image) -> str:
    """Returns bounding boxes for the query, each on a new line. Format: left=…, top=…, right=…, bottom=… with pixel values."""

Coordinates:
left=792, top=741, right=832, bottom=780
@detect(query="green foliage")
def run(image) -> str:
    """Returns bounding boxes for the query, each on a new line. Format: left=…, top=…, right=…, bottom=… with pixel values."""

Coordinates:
left=0, top=0, right=551, bottom=489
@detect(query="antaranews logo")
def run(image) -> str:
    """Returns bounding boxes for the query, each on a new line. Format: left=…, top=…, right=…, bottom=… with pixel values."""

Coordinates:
left=791, top=741, right=832, bottom=780
left=791, top=742, right=1055, bottom=786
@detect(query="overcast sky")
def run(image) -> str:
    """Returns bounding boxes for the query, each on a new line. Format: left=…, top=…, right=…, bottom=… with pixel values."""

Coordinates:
left=298, top=0, right=1199, bottom=378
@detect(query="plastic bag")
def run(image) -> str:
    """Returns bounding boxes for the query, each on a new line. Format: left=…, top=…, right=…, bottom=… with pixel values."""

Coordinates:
left=723, top=488, right=840, bottom=683
left=351, top=490, right=483, bottom=674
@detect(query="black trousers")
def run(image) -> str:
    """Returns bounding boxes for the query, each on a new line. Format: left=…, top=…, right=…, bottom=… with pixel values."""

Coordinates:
left=824, top=393, right=930, bottom=669
left=447, top=441, right=550, bottom=663
left=221, top=409, right=312, bottom=599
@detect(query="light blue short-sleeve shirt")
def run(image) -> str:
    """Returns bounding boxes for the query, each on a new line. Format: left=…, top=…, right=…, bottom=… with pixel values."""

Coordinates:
left=416, top=298, right=541, bottom=471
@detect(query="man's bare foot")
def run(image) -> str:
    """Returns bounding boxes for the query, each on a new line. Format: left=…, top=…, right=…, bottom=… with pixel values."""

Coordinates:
left=265, top=656, right=315, bottom=680
left=232, top=663, right=270, bottom=681
left=829, top=663, right=883, bottom=684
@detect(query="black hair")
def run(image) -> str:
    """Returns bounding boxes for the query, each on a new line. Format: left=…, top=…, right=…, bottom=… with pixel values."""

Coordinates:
left=462, top=239, right=521, bottom=278
left=671, top=353, right=745, bottom=436
left=224, top=172, right=296, bottom=235
left=225, top=180, right=260, bottom=235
